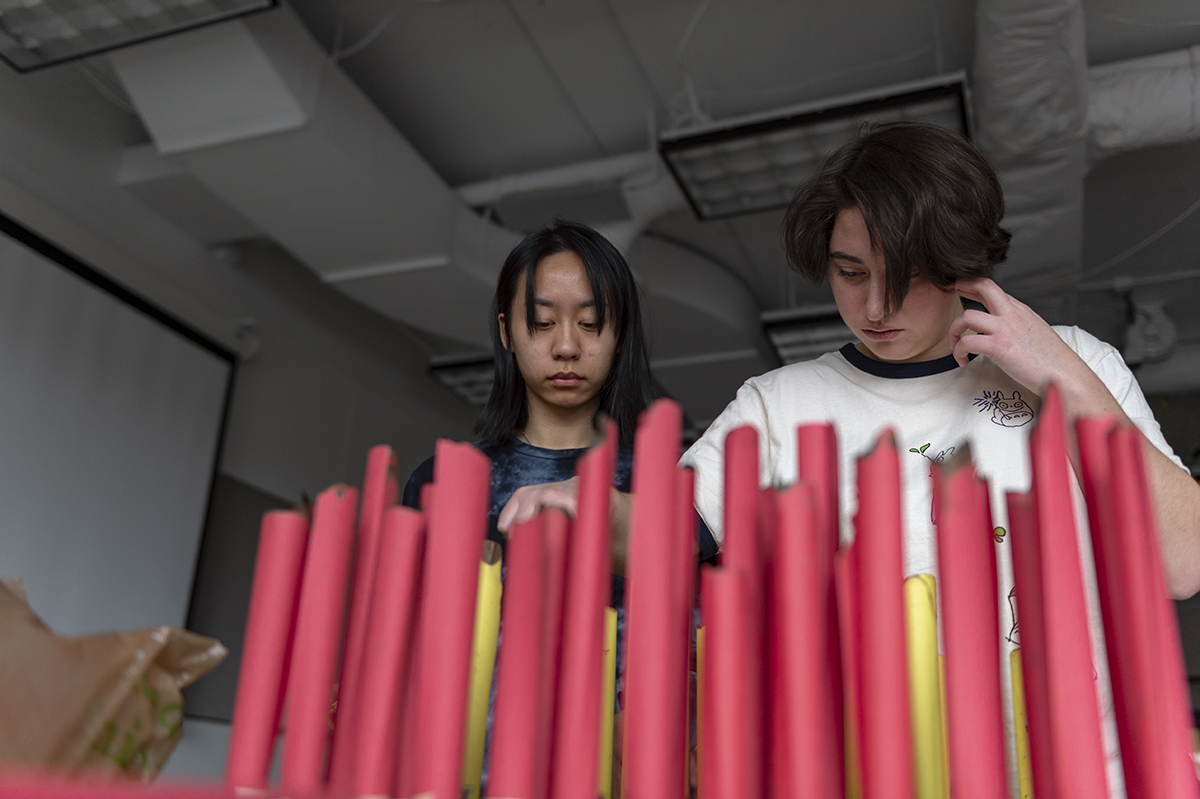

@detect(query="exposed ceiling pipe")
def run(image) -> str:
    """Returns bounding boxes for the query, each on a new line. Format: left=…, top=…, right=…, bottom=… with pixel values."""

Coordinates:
left=972, top=0, right=1089, bottom=298
left=1088, top=45, right=1200, bottom=163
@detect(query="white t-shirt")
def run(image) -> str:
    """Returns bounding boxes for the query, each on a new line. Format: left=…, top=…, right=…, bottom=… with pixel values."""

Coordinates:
left=679, top=325, right=1185, bottom=798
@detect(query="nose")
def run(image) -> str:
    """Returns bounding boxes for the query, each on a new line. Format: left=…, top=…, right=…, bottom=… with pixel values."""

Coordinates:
left=865, top=274, right=887, bottom=322
left=552, top=324, right=581, bottom=359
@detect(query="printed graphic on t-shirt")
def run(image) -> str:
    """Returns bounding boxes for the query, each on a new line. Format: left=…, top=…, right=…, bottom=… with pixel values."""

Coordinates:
left=910, top=442, right=956, bottom=524
left=974, top=390, right=1034, bottom=427
left=1006, top=586, right=1019, bottom=645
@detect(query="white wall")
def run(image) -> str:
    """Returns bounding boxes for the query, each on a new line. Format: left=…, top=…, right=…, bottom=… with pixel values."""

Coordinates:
left=0, top=47, right=477, bottom=784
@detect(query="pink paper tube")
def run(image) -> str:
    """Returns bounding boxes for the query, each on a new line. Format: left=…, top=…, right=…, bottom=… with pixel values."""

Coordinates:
left=1078, top=417, right=1154, bottom=798
left=550, top=422, right=617, bottom=799
left=1027, top=386, right=1109, bottom=799
left=773, top=482, right=835, bottom=798
left=1007, top=490, right=1056, bottom=799
left=760, top=487, right=787, bottom=799
left=672, top=467, right=698, bottom=793
left=935, top=455, right=1007, bottom=799
left=279, top=485, right=360, bottom=796
left=699, top=566, right=753, bottom=799
left=795, top=423, right=845, bottom=798
left=413, top=440, right=491, bottom=799
left=352, top=506, right=424, bottom=798
left=1109, top=426, right=1200, bottom=799
left=834, top=541, right=865, bottom=797
left=393, top=555, right=427, bottom=799
left=719, top=424, right=764, bottom=798
left=487, top=516, right=549, bottom=799
left=225, top=510, right=309, bottom=792
left=622, top=399, right=686, bottom=799
left=329, top=445, right=399, bottom=791
left=854, top=431, right=913, bottom=799
left=538, top=508, right=571, bottom=799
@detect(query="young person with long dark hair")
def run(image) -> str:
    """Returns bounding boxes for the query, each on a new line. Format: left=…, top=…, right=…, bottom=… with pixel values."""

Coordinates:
left=403, top=219, right=721, bottom=571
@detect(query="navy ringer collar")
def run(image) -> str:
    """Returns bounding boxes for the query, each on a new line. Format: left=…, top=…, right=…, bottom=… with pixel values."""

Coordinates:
left=839, top=342, right=974, bottom=378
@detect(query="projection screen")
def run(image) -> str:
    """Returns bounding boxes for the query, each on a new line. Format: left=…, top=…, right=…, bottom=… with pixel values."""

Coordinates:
left=0, top=213, right=234, bottom=636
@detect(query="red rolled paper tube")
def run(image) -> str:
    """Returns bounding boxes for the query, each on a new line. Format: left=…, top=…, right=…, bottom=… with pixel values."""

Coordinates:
left=700, top=567, right=753, bottom=799
left=352, top=506, right=424, bottom=799
left=393, top=563, right=427, bottom=799
left=1007, top=490, right=1056, bottom=799
left=1028, top=386, right=1109, bottom=799
left=413, top=440, right=491, bottom=799
left=854, top=431, right=913, bottom=799
left=673, top=467, right=698, bottom=794
left=834, top=542, right=864, bottom=796
left=719, top=424, right=764, bottom=798
left=796, top=423, right=845, bottom=798
left=760, top=487, right=788, bottom=799
left=329, top=444, right=400, bottom=791
left=774, top=482, right=834, bottom=798
left=550, top=423, right=617, bottom=799
left=1078, top=417, right=1154, bottom=798
left=487, top=516, right=549, bottom=799
left=935, top=454, right=1007, bottom=799
left=280, top=484, right=360, bottom=796
left=225, top=510, right=309, bottom=792
left=1110, top=426, right=1200, bottom=799
left=538, top=508, right=571, bottom=799
left=622, top=399, right=686, bottom=799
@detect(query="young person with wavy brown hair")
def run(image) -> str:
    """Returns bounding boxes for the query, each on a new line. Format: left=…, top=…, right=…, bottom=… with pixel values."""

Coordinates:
left=680, top=120, right=1200, bottom=789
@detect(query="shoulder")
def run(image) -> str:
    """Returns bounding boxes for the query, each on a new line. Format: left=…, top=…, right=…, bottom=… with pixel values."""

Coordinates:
left=402, top=440, right=500, bottom=509
left=401, top=455, right=437, bottom=509
left=1051, top=324, right=1125, bottom=369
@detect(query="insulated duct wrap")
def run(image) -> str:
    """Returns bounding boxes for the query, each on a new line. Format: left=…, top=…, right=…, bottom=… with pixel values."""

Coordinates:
left=973, top=0, right=1088, bottom=295
left=1088, top=46, right=1200, bottom=163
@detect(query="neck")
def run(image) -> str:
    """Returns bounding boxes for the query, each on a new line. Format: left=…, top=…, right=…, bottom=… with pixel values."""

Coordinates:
left=519, top=399, right=600, bottom=450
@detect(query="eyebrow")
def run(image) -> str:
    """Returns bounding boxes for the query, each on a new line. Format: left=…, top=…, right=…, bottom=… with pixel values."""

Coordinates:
left=829, top=250, right=865, bottom=265
left=533, top=298, right=597, bottom=309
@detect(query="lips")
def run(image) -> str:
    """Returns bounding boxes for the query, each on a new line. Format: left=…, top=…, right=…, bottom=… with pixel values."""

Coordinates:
left=551, top=372, right=582, bottom=387
left=862, top=328, right=901, bottom=341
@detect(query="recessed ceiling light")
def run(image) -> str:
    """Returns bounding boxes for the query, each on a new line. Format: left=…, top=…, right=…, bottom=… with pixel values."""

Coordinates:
left=0, top=0, right=274, bottom=72
left=660, top=72, right=970, bottom=220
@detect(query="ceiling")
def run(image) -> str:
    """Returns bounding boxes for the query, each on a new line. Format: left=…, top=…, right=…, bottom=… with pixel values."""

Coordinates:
left=5, top=0, right=1200, bottom=426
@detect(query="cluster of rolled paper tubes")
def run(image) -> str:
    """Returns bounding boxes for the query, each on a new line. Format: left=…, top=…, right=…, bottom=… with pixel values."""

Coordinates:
left=3, top=386, right=1195, bottom=799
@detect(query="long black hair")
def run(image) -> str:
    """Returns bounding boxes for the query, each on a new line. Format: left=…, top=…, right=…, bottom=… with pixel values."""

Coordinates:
left=475, top=220, right=653, bottom=448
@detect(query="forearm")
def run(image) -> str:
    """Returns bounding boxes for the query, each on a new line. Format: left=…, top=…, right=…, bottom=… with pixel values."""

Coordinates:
left=1144, top=443, right=1200, bottom=599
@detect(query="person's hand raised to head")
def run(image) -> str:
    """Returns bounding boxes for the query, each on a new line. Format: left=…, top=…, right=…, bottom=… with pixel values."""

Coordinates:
left=948, top=278, right=1089, bottom=397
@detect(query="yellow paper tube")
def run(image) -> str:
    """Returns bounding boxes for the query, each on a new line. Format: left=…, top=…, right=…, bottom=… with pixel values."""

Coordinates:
left=939, top=655, right=950, bottom=797
left=1010, top=650, right=1033, bottom=799
left=905, top=574, right=946, bottom=799
left=598, top=607, right=618, bottom=799
left=461, top=541, right=503, bottom=799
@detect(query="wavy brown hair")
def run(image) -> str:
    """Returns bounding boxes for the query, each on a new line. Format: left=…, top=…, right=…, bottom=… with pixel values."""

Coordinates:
left=782, top=121, right=1012, bottom=314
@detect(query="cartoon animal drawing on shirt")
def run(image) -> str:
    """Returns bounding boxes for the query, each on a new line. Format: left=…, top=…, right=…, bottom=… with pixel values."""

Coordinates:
left=973, top=390, right=1034, bottom=427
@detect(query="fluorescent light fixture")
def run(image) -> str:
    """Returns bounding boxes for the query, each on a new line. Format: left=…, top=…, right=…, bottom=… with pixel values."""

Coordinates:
left=429, top=353, right=494, bottom=408
left=660, top=72, right=969, bottom=220
left=762, top=304, right=854, bottom=365
left=0, top=0, right=274, bottom=72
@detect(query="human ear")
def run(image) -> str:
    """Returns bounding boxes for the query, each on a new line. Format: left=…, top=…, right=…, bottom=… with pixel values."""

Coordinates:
left=498, top=313, right=510, bottom=351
